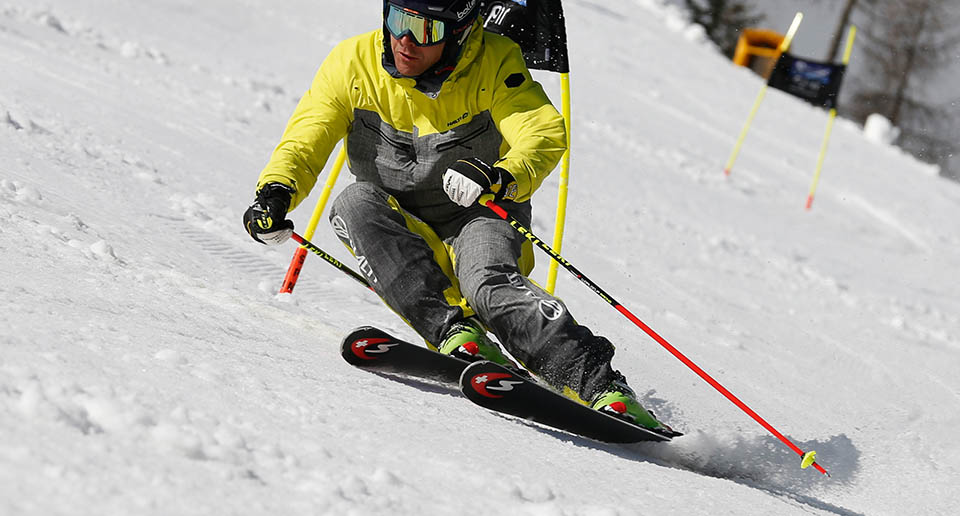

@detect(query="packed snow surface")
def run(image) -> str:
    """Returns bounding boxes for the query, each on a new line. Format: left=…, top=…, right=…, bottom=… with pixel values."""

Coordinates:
left=2, top=1, right=959, bottom=515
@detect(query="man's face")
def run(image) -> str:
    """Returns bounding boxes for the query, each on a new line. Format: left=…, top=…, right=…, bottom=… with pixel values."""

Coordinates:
left=390, top=34, right=446, bottom=77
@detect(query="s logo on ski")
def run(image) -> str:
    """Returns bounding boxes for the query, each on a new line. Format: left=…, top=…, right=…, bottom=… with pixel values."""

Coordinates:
left=470, top=372, right=524, bottom=399
left=351, top=338, right=398, bottom=360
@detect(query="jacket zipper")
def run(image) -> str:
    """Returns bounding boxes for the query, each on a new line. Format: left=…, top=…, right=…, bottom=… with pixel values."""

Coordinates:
left=435, top=118, right=490, bottom=152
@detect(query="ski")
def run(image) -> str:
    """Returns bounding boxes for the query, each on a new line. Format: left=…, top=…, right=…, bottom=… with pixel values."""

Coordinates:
left=340, top=326, right=470, bottom=385
left=459, top=360, right=682, bottom=444
left=341, top=327, right=680, bottom=444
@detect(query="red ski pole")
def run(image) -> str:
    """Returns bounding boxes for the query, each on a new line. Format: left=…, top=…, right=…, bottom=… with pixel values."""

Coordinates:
left=288, top=232, right=374, bottom=292
left=279, top=246, right=309, bottom=293
left=484, top=200, right=828, bottom=477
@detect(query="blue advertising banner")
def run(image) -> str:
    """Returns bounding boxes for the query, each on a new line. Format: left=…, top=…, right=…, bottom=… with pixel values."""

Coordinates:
left=767, top=53, right=847, bottom=109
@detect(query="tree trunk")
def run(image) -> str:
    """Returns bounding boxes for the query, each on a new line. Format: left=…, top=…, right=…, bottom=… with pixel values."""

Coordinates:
left=889, top=7, right=928, bottom=125
left=825, top=0, right=858, bottom=61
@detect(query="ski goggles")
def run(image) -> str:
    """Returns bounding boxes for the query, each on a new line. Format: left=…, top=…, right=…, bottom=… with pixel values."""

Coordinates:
left=385, top=4, right=448, bottom=46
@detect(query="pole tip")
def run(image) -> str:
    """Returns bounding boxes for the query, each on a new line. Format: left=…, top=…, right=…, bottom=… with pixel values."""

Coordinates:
left=801, top=450, right=830, bottom=476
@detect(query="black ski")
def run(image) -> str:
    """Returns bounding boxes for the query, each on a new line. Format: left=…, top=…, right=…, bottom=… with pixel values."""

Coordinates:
left=341, top=327, right=680, bottom=444
left=340, top=326, right=469, bottom=385
left=459, top=360, right=681, bottom=443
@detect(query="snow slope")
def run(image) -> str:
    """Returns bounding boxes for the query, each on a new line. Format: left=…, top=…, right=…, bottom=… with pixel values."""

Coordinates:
left=2, top=0, right=959, bottom=514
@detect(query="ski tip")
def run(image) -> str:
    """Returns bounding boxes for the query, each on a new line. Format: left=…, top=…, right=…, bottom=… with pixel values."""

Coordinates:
left=658, top=428, right=683, bottom=440
left=340, top=326, right=391, bottom=364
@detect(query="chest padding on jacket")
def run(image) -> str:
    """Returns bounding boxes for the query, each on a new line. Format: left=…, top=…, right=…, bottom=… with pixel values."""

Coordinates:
left=348, top=108, right=503, bottom=220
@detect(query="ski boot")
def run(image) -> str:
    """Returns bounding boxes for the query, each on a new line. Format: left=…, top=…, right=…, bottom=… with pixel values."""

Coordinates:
left=438, top=317, right=513, bottom=367
left=591, top=371, right=680, bottom=436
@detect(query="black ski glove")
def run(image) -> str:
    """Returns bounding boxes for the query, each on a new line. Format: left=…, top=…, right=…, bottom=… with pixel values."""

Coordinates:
left=243, top=182, right=295, bottom=245
left=442, top=157, right=517, bottom=207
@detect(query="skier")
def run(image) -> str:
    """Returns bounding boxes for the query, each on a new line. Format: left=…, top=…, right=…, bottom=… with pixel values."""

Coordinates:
left=243, top=0, right=670, bottom=432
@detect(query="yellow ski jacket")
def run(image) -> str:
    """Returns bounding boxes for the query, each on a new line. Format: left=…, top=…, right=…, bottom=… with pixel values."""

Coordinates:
left=257, top=21, right=566, bottom=224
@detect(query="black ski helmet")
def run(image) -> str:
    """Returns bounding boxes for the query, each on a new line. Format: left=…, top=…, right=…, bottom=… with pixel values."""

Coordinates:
left=383, top=0, right=481, bottom=45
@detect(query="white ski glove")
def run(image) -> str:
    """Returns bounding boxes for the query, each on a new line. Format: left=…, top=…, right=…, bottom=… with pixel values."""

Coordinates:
left=442, top=157, right=516, bottom=207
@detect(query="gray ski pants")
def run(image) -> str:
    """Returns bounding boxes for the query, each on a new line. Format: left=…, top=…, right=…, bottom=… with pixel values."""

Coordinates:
left=329, top=181, right=615, bottom=401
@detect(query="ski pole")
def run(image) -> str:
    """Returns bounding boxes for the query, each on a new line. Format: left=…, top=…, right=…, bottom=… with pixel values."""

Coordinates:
left=289, top=232, right=374, bottom=292
left=483, top=200, right=829, bottom=477
left=280, top=145, right=348, bottom=293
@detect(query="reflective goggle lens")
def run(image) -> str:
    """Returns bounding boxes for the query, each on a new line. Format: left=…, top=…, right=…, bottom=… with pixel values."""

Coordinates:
left=386, top=4, right=446, bottom=46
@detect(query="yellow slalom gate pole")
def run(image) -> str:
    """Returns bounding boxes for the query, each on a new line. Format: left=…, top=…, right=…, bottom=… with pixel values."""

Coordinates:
left=806, top=111, right=838, bottom=210
left=724, top=12, right=803, bottom=176
left=280, top=144, right=347, bottom=294
left=723, top=86, right=768, bottom=176
left=303, top=144, right=347, bottom=241
left=805, top=25, right=856, bottom=210
left=546, top=72, right=572, bottom=295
